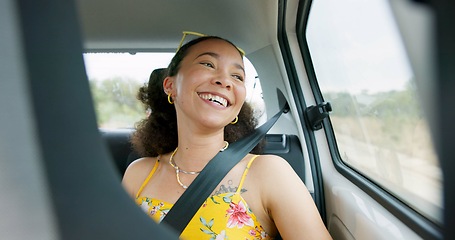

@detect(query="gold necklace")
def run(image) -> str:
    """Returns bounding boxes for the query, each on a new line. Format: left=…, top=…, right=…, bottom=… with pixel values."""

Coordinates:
left=169, top=141, right=229, bottom=189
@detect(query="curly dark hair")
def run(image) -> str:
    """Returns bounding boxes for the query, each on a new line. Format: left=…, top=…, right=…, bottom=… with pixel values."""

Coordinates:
left=131, top=36, right=263, bottom=157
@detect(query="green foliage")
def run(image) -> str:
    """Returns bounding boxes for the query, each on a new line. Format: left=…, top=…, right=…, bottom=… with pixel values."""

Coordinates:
left=326, top=80, right=433, bottom=156
left=328, top=80, right=421, bottom=120
left=89, top=77, right=146, bottom=128
left=324, top=92, right=359, bottom=117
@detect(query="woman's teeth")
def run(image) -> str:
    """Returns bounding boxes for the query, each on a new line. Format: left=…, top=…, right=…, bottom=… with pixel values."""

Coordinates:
left=199, top=93, right=228, bottom=107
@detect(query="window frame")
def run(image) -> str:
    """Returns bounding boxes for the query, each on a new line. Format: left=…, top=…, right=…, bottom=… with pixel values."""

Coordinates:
left=277, top=0, right=327, bottom=224
left=295, top=0, right=442, bottom=239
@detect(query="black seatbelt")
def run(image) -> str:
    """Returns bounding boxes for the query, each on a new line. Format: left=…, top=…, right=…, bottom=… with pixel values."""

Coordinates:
left=162, top=89, right=289, bottom=234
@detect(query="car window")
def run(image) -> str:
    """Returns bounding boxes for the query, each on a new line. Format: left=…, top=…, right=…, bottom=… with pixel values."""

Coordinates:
left=84, top=52, right=265, bottom=129
left=305, top=0, right=442, bottom=224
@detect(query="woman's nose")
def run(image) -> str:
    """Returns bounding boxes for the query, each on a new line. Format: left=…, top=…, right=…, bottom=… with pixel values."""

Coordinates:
left=212, top=73, right=232, bottom=89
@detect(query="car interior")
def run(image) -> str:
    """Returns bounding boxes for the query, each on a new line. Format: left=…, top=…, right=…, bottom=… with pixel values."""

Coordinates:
left=1, top=0, right=455, bottom=239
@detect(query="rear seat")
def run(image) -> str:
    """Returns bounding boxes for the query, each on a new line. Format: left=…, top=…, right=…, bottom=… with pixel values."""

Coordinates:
left=101, top=129, right=305, bottom=182
left=100, top=129, right=135, bottom=176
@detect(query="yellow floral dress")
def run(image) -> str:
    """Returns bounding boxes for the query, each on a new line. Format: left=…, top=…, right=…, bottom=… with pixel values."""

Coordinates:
left=135, top=155, right=273, bottom=240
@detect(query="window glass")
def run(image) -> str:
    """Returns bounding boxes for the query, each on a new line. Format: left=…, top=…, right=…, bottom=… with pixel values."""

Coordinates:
left=306, top=0, right=442, bottom=223
left=84, top=52, right=265, bottom=129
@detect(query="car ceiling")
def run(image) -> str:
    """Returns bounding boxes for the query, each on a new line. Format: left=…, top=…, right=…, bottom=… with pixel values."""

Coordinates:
left=76, top=0, right=279, bottom=54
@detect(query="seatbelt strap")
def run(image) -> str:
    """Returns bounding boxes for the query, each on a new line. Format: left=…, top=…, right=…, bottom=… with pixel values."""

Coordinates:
left=161, top=90, right=289, bottom=234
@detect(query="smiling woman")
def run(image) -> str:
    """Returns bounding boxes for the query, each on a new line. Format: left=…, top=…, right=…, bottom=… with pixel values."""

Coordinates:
left=84, top=52, right=265, bottom=129
left=121, top=34, right=333, bottom=240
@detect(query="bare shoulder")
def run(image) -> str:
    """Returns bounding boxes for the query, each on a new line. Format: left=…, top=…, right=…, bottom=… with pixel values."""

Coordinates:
left=249, top=154, right=297, bottom=177
left=247, top=154, right=305, bottom=195
left=123, top=157, right=157, bottom=178
left=248, top=154, right=332, bottom=239
left=121, top=157, right=158, bottom=197
left=126, top=157, right=157, bottom=171
left=248, top=154, right=308, bottom=203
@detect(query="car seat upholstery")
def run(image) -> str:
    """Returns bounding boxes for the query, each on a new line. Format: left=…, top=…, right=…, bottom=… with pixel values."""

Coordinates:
left=101, top=129, right=135, bottom=176
left=101, top=130, right=305, bottom=183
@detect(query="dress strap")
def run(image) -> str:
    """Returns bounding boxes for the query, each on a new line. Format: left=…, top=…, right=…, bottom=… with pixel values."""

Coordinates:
left=236, top=155, right=259, bottom=194
left=135, top=157, right=160, bottom=198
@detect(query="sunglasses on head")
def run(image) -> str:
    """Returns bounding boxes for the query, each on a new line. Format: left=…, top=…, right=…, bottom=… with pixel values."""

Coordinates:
left=176, top=31, right=245, bottom=56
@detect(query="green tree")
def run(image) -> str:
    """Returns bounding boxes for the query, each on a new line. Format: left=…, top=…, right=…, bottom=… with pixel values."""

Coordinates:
left=89, top=77, right=145, bottom=128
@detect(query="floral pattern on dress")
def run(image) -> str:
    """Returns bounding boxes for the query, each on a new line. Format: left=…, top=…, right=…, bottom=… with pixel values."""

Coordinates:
left=137, top=197, right=171, bottom=222
left=135, top=155, right=271, bottom=240
left=226, top=201, right=254, bottom=228
left=195, top=193, right=270, bottom=240
left=136, top=193, right=272, bottom=240
left=200, top=216, right=227, bottom=240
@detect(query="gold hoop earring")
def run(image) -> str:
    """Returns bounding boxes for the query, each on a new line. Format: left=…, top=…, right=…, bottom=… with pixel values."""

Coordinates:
left=230, top=116, right=238, bottom=125
left=167, top=94, right=174, bottom=104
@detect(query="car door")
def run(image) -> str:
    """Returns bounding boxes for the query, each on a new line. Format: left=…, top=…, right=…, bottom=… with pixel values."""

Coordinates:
left=279, top=0, right=449, bottom=239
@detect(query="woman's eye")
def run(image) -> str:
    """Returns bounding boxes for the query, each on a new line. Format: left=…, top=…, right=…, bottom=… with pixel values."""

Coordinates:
left=201, top=62, right=214, bottom=68
left=232, top=75, right=244, bottom=82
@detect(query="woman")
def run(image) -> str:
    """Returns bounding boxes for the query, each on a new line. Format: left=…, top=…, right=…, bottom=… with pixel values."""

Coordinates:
left=122, top=35, right=332, bottom=239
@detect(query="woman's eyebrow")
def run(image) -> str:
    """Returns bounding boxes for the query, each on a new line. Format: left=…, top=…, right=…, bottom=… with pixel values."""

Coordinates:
left=195, top=52, right=219, bottom=59
left=195, top=52, right=245, bottom=73
left=235, top=63, right=245, bottom=74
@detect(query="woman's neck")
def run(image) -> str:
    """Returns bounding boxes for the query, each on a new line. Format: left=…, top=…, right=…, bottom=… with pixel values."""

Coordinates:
left=172, top=132, right=226, bottom=172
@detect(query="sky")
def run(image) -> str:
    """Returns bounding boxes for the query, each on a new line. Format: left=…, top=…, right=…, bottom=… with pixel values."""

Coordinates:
left=83, top=52, right=174, bottom=83
left=306, top=0, right=413, bottom=94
